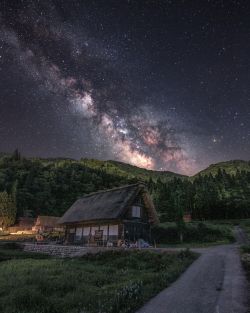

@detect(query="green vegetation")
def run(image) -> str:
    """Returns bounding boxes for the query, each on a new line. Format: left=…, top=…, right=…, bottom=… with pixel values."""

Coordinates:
left=152, top=222, right=234, bottom=245
left=81, top=159, right=185, bottom=181
left=240, top=244, right=250, bottom=284
left=0, top=184, right=17, bottom=228
left=0, top=242, right=50, bottom=261
left=237, top=220, right=250, bottom=287
left=241, top=245, right=250, bottom=254
left=0, top=248, right=197, bottom=313
left=241, top=249, right=250, bottom=285
left=151, top=169, right=250, bottom=221
left=0, top=153, right=136, bottom=217
left=0, top=151, right=249, bottom=221
left=195, top=160, right=250, bottom=177
left=238, top=219, right=250, bottom=240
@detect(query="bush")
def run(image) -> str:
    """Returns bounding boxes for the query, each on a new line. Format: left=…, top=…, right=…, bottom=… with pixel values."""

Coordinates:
left=241, top=245, right=250, bottom=254
left=0, top=242, right=22, bottom=250
left=241, top=245, right=250, bottom=281
left=152, top=222, right=234, bottom=244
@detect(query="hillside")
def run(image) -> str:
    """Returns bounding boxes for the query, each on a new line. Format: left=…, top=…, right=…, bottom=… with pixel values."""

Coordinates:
left=195, top=160, right=250, bottom=177
left=81, top=159, right=250, bottom=180
left=0, top=152, right=250, bottom=220
left=80, top=158, right=186, bottom=181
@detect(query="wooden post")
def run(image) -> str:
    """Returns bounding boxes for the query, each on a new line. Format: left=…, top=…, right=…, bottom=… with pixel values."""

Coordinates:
left=81, top=226, right=84, bottom=245
left=107, top=224, right=109, bottom=240
left=89, top=226, right=92, bottom=246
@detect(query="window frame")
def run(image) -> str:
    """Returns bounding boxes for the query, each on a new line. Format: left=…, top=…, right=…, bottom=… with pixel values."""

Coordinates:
left=132, top=205, right=141, bottom=218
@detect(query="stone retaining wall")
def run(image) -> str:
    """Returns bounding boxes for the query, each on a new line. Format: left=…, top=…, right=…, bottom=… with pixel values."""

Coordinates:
left=23, top=243, right=112, bottom=258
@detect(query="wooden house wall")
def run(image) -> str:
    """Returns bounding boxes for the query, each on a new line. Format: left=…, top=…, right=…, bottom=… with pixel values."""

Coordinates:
left=65, top=220, right=122, bottom=245
left=65, top=219, right=151, bottom=245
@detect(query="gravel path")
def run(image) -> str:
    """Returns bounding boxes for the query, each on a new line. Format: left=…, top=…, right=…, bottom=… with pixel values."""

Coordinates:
left=136, top=228, right=249, bottom=313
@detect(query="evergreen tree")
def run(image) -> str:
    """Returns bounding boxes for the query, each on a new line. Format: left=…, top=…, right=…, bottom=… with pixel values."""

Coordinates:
left=0, top=191, right=17, bottom=228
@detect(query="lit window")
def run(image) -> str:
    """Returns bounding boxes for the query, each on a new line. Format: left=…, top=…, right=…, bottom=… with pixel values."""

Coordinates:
left=132, top=206, right=141, bottom=218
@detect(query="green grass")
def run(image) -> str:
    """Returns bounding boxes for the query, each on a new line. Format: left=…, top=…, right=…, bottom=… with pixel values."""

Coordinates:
left=238, top=221, right=250, bottom=306
left=208, top=218, right=250, bottom=241
left=240, top=245, right=250, bottom=291
left=0, top=248, right=197, bottom=313
left=152, top=221, right=234, bottom=245
left=157, top=240, right=231, bottom=249
left=207, top=219, right=250, bottom=240
left=0, top=243, right=50, bottom=261
left=238, top=220, right=250, bottom=240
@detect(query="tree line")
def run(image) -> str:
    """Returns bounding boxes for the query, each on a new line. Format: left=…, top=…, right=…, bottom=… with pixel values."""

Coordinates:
left=149, top=168, right=250, bottom=221
left=0, top=151, right=249, bottom=226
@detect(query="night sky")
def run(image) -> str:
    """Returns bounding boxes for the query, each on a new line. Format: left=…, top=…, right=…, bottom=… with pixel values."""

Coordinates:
left=0, top=0, right=250, bottom=175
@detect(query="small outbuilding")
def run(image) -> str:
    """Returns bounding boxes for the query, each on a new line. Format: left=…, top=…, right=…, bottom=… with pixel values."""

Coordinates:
left=33, top=216, right=62, bottom=233
left=58, top=183, right=159, bottom=246
left=8, top=217, right=36, bottom=233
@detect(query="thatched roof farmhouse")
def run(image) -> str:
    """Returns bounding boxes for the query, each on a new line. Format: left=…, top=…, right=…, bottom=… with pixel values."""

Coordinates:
left=58, top=183, right=158, bottom=246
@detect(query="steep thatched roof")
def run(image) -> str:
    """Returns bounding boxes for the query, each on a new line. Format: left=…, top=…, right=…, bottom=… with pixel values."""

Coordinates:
left=35, top=216, right=60, bottom=227
left=58, top=183, right=158, bottom=225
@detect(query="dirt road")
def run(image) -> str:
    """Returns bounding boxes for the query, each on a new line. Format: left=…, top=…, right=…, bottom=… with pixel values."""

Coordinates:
left=137, top=227, right=249, bottom=313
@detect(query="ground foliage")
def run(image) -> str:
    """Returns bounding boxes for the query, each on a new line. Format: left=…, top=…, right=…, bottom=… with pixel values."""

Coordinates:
left=0, top=248, right=196, bottom=313
left=152, top=222, right=234, bottom=244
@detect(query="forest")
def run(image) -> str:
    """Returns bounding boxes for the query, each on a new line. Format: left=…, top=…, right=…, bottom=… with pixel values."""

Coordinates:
left=0, top=151, right=249, bottom=224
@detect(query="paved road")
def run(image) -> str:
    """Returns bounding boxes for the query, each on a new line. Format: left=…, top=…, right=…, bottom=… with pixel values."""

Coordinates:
left=137, top=228, right=249, bottom=313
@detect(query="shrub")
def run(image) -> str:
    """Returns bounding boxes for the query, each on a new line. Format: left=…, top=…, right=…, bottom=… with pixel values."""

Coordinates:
left=241, top=245, right=250, bottom=254
left=241, top=245, right=250, bottom=281
left=0, top=242, right=22, bottom=250
left=152, top=222, right=234, bottom=244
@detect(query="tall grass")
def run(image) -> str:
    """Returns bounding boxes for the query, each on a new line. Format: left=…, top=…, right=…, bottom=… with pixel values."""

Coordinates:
left=0, top=249, right=197, bottom=313
left=152, top=221, right=234, bottom=244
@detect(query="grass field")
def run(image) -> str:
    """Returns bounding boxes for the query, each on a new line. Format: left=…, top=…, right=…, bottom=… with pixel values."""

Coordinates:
left=0, top=245, right=197, bottom=313
left=152, top=221, right=234, bottom=245
left=238, top=219, right=250, bottom=239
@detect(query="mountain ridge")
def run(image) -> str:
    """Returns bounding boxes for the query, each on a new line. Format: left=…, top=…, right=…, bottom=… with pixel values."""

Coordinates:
left=81, top=158, right=250, bottom=180
left=1, top=152, right=249, bottom=179
left=195, top=160, right=250, bottom=177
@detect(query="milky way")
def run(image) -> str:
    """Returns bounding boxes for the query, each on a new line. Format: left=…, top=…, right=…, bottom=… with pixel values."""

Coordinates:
left=0, top=1, right=250, bottom=175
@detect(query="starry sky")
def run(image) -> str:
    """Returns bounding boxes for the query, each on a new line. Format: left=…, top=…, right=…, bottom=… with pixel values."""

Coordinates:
left=0, top=0, right=249, bottom=175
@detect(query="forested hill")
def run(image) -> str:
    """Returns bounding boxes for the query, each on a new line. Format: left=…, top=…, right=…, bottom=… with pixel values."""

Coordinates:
left=81, top=159, right=186, bottom=181
left=195, top=160, right=250, bottom=177
left=0, top=154, right=136, bottom=217
left=0, top=152, right=250, bottom=221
